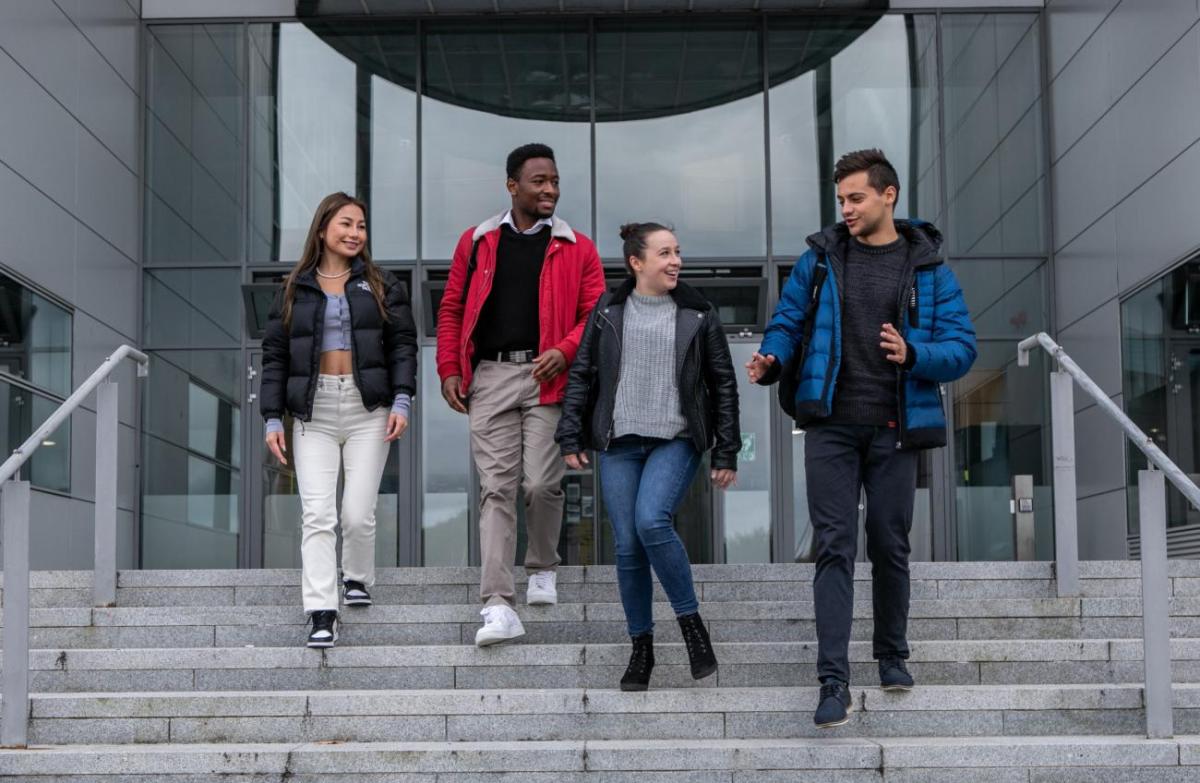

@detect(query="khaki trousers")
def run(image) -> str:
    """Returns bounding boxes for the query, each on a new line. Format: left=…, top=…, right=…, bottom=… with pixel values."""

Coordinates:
left=468, top=360, right=565, bottom=607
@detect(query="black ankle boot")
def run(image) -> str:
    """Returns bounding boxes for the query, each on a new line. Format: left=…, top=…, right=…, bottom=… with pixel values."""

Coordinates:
left=620, top=632, right=655, bottom=691
left=677, top=612, right=717, bottom=680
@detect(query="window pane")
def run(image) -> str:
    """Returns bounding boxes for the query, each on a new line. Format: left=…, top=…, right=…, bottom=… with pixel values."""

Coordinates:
left=952, top=259, right=1051, bottom=560
left=768, top=14, right=940, bottom=258
left=144, top=268, right=242, bottom=347
left=0, top=276, right=73, bottom=397
left=0, top=382, right=71, bottom=493
left=420, top=345, right=471, bottom=565
left=595, top=18, right=764, bottom=259
left=421, top=20, right=591, bottom=260
left=145, top=25, right=246, bottom=265
left=724, top=342, right=771, bottom=563
left=143, top=435, right=240, bottom=568
left=941, top=13, right=1045, bottom=256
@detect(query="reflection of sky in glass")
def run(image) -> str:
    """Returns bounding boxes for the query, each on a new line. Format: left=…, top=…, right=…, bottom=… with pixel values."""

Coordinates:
left=421, top=98, right=591, bottom=259
left=596, top=93, right=766, bottom=259
left=277, top=24, right=357, bottom=261
left=371, top=76, right=417, bottom=260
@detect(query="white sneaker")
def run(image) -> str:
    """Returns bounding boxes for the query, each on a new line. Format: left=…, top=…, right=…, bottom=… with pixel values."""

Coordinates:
left=526, top=570, right=558, bottom=606
left=474, top=604, right=526, bottom=647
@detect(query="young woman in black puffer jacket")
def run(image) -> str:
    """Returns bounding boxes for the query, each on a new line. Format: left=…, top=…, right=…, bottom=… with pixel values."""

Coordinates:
left=260, top=191, right=417, bottom=648
left=556, top=222, right=740, bottom=691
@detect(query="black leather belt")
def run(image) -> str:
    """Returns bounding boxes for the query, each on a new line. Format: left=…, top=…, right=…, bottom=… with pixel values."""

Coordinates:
left=490, top=350, right=536, bottom=363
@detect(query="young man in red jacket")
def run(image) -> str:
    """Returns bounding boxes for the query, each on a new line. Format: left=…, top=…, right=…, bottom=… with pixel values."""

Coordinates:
left=437, top=143, right=605, bottom=646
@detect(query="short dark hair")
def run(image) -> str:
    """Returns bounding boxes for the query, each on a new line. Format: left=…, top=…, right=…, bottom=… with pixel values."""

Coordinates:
left=506, top=143, right=556, bottom=180
left=833, top=148, right=900, bottom=197
left=619, top=221, right=674, bottom=275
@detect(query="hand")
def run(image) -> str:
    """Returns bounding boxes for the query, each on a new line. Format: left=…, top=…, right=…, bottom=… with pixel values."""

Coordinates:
left=564, top=452, right=590, bottom=470
left=385, top=414, right=408, bottom=442
left=880, top=323, right=907, bottom=365
left=265, top=431, right=288, bottom=466
left=441, top=376, right=468, bottom=413
left=745, top=352, right=776, bottom=383
left=711, top=468, right=736, bottom=490
left=531, top=348, right=568, bottom=383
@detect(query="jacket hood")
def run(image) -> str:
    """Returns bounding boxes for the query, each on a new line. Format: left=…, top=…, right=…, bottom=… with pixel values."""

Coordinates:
left=606, top=277, right=712, bottom=311
left=472, top=211, right=577, bottom=243
left=807, top=219, right=943, bottom=268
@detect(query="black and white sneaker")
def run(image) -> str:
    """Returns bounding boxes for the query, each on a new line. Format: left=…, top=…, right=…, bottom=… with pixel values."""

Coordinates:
left=307, top=610, right=338, bottom=648
left=343, top=580, right=372, bottom=606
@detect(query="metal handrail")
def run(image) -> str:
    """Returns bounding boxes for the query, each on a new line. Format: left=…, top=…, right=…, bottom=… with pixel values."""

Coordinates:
left=1, top=345, right=148, bottom=748
left=1019, top=331, right=1181, bottom=739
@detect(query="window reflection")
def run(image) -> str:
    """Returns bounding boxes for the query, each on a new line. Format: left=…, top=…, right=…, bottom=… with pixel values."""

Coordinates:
left=421, top=345, right=471, bottom=565
left=144, top=269, right=242, bottom=348
left=0, top=275, right=73, bottom=398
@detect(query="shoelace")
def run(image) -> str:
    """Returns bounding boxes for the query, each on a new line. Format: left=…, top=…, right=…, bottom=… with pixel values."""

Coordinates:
left=682, top=620, right=709, bottom=657
left=480, top=606, right=505, bottom=624
left=531, top=573, right=553, bottom=591
left=880, top=658, right=907, bottom=676
left=627, top=643, right=652, bottom=675
left=819, top=682, right=845, bottom=701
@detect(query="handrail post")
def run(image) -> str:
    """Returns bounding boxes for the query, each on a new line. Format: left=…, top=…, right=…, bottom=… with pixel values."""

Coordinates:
left=1, top=480, right=31, bottom=748
left=93, top=380, right=119, bottom=607
left=1138, top=469, right=1174, bottom=738
left=1049, top=371, right=1079, bottom=597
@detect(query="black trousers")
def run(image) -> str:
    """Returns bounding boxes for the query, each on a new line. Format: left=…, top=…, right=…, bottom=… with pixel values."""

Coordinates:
left=804, top=423, right=918, bottom=685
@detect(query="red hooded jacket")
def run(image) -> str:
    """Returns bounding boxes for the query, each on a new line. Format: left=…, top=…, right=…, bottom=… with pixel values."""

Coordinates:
left=436, top=212, right=606, bottom=405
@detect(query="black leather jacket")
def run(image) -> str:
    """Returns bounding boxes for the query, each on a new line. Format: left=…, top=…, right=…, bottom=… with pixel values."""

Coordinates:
left=260, top=258, right=418, bottom=422
left=555, top=279, right=741, bottom=470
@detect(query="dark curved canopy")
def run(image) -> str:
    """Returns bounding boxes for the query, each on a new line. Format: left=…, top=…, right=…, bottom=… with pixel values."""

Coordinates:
left=299, top=12, right=884, bottom=122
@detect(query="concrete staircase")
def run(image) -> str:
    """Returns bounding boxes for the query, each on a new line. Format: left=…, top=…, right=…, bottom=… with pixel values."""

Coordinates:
left=2, top=561, right=1200, bottom=780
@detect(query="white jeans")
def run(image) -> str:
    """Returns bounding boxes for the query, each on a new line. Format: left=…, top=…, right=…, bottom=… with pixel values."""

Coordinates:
left=293, top=374, right=390, bottom=612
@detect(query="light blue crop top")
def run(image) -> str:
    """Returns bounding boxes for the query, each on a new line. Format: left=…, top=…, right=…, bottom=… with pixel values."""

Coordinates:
left=264, top=293, right=411, bottom=435
left=321, top=293, right=353, bottom=352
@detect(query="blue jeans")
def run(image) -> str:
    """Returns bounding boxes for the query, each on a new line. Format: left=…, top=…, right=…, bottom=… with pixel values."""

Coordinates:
left=599, top=435, right=702, bottom=637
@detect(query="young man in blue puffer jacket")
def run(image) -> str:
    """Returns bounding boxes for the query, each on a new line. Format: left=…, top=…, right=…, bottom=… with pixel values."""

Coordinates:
left=747, top=149, right=977, bottom=729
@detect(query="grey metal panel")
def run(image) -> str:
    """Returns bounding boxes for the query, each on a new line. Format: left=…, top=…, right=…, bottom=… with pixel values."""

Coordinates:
left=74, top=36, right=140, bottom=171
left=1109, top=26, right=1200, bottom=221
left=1115, top=136, right=1200, bottom=296
left=1049, top=103, right=1118, bottom=250
left=1053, top=210, right=1116, bottom=330
left=62, top=0, right=140, bottom=88
left=74, top=224, right=140, bottom=339
left=1044, top=0, right=1118, bottom=81
left=142, top=0, right=294, bottom=18
left=1047, top=8, right=1111, bottom=160
left=69, top=409, right=139, bottom=511
left=74, top=130, right=140, bottom=260
left=0, top=163, right=77, bottom=301
left=1104, top=0, right=1199, bottom=107
left=73, top=314, right=140, bottom=427
left=1076, top=487, right=1128, bottom=560
left=0, top=0, right=81, bottom=110
left=1073, top=400, right=1127, bottom=500
left=1056, top=297, right=1122, bottom=407
left=0, top=49, right=80, bottom=217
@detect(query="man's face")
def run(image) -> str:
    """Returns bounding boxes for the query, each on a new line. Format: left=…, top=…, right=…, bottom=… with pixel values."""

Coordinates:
left=508, top=157, right=560, bottom=218
left=837, top=170, right=896, bottom=238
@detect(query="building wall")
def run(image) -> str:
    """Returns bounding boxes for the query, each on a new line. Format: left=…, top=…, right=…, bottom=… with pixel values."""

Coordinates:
left=0, top=0, right=142, bottom=569
left=1047, top=0, right=1200, bottom=557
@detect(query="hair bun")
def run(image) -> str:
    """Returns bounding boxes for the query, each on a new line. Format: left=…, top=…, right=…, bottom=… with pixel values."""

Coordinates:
left=618, top=223, right=639, bottom=241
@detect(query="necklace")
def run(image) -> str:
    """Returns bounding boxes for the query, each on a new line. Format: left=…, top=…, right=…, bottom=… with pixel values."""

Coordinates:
left=315, top=267, right=350, bottom=279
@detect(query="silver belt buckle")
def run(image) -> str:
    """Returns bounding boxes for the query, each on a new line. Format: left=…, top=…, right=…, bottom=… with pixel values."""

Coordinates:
left=506, top=350, right=533, bottom=363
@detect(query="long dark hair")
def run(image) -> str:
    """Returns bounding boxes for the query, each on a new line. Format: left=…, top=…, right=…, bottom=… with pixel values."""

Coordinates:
left=282, top=192, right=389, bottom=329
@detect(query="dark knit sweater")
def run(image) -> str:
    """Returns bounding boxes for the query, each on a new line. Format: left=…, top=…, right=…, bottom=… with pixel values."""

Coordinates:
left=473, top=224, right=550, bottom=357
left=830, top=235, right=908, bottom=426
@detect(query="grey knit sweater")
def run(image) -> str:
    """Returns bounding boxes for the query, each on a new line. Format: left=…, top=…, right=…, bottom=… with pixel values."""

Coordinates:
left=613, top=291, right=688, bottom=440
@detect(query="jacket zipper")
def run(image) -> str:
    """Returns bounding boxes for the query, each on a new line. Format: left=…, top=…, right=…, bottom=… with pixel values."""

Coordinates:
left=893, top=263, right=917, bottom=449
left=597, top=307, right=621, bottom=448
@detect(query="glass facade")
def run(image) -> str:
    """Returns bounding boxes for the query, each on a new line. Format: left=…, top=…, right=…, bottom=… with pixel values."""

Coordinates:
left=142, top=10, right=1050, bottom=568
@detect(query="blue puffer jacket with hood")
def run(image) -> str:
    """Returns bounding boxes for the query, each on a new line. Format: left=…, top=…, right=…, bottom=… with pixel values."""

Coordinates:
left=757, top=219, right=977, bottom=450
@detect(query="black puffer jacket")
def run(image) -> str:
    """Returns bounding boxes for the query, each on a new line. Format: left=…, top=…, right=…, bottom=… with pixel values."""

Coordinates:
left=260, top=258, right=418, bottom=422
left=555, top=279, right=741, bottom=470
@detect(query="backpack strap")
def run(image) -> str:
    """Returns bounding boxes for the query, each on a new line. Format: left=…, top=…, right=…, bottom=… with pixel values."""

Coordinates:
left=459, top=237, right=482, bottom=305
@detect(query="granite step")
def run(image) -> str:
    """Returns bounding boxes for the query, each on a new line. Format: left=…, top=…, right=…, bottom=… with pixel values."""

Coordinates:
left=7, top=639, right=1200, bottom=693
left=0, top=735, right=1197, bottom=781
left=6, top=684, right=1200, bottom=744
left=4, top=561, right=1199, bottom=609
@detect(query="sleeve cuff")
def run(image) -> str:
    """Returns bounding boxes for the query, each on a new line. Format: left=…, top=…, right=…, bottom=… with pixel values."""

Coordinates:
left=265, top=418, right=284, bottom=435
left=903, top=342, right=917, bottom=370
left=391, top=393, right=412, bottom=419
